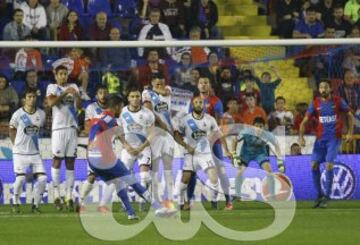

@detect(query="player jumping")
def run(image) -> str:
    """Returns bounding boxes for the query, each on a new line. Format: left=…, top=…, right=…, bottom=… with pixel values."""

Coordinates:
left=299, top=79, right=354, bottom=208
left=9, top=88, right=47, bottom=213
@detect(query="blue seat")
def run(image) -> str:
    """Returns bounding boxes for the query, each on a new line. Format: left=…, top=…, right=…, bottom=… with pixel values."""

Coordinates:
left=114, top=0, right=138, bottom=18
left=87, top=0, right=112, bottom=17
left=10, top=80, right=26, bottom=96
left=62, top=0, right=85, bottom=15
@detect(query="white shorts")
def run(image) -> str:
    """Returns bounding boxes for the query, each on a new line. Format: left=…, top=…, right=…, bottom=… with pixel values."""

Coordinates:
left=52, top=128, right=78, bottom=158
left=183, top=153, right=215, bottom=172
left=13, top=154, right=45, bottom=174
left=120, top=146, right=151, bottom=170
left=151, top=134, right=175, bottom=159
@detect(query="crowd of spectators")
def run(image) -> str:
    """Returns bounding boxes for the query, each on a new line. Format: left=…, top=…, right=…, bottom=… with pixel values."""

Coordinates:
left=0, top=0, right=359, bottom=152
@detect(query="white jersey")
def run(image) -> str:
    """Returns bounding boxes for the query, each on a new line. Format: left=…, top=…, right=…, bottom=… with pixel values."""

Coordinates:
left=9, top=108, right=46, bottom=155
left=177, top=113, right=219, bottom=154
left=142, top=87, right=173, bottom=132
left=118, top=106, right=155, bottom=147
left=46, top=83, right=79, bottom=131
left=85, top=102, right=106, bottom=121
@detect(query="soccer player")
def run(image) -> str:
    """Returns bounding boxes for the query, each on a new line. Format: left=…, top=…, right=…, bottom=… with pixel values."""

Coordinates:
left=118, top=86, right=155, bottom=210
left=9, top=88, right=47, bottom=213
left=79, top=85, right=115, bottom=213
left=175, top=96, right=231, bottom=209
left=231, top=117, right=285, bottom=200
left=87, top=94, right=173, bottom=219
left=46, top=65, right=81, bottom=211
left=186, top=77, right=232, bottom=210
left=299, top=79, right=354, bottom=208
left=142, top=75, right=175, bottom=203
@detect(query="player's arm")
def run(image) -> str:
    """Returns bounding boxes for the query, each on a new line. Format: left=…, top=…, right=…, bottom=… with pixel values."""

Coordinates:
left=46, top=92, right=69, bottom=107
left=344, top=111, right=355, bottom=143
left=174, top=130, right=195, bottom=154
left=143, top=101, right=169, bottom=133
left=9, top=127, right=16, bottom=145
left=298, top=114, right=309, bottom=147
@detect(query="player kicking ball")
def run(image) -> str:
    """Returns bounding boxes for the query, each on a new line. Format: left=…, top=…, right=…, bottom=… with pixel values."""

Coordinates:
left=231, top=117, right=285, bottom=202
left=87, top=94, right=174, bottom=219
left=9, top=88, right=47, bottom=213
left=299, top=79, right=354, bottom=208
left=175, top=96, right=231, bottom=209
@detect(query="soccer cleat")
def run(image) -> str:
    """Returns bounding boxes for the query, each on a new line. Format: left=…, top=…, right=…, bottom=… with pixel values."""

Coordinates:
left=11, top=204, right=20, bottom=214
left=182, top=202, right=191, bottom=211
left=139, top=202, right=147, bottom=212
left=224, top=202, right=233, bottom=211
left=65, top=199, right=74, bottom=212
left=313, top=196, right=323, bottom=208
left=31, top=205, right=41, bottom=214
left=319, top=197, right=329, bottom=209
left=211, top=201, right=218, bottom=210
left=154, top=207, right=169, bottom=217
left=97, top=205, right=111, bottom=214
left=166, top=206, right=178, bottom=216
left=128, top=214, right=140, bottom=220
left=77, top=205, right=86, bottom=213
left=54, top=198, right=63, bottom=211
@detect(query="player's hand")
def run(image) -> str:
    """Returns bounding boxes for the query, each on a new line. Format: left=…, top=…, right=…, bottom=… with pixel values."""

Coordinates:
left=185, top=145, right=195, bottom=155
left=124, top=144, right=138, bottom=156
left=231, top=152, right=241, bottom=168
left=277, top=159, right=285, bottom=173
left=298, top=137, right=306, bottom=147
left=65, top=87, right=78, bottom=95
left=224, top=150, right=232, bottom=159
left=344, top=134, right=353, bottom=144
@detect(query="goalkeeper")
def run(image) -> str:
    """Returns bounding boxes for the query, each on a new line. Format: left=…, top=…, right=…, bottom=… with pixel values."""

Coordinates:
left=231, top=117, right=285, bottom=200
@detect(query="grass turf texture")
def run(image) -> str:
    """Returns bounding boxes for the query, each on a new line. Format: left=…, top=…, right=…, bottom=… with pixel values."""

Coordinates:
left=0, top=201, right=359, bottom=245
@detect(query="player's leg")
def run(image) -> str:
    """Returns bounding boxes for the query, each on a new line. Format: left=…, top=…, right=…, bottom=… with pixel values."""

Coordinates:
left=212, top=143, right=231, bottom=208
left=139, top=147, right=152, bottom=190
left=261, top=161, right=276, bottom=201
left=98, top=183, right=115, bottom=212
left=12, top=154, right=27, bottom=213
left=311, top=139, right=326, bottom=208
left=163, top=153, right=174, bottom=202
left=31, top=155, right=48, bottom=213
left=185, top=172, right=197, bottom=208
left=64, top=157, right=75, bottom=211
left=205, top=167, right=220, bottom=209
left=235, top=164, right=247, bottom=200
left=79, top=169, right=96, bottom=209
left=151, top=157, right=161, bottom=203
left=51, top=130, right=65, bottom=210
left=111, top=178, right=138, bottom=219
left=179, top=154, right=195, bottom=209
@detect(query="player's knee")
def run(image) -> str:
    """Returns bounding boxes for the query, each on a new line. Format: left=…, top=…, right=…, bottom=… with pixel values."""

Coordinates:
left=326, top=163, right=334, bottom=170
left=65, top=157, right=75, bottom=170
left=52, top=157, right=62, bottom=168
left=311, top=162, right=319, bottom=171
left=181, top=171, right=192, bottom=184
left=139, top=171, right=151, bottom=184
left=208, top=168, right=218, bottom=184
left=16, top=174, right=26, bottom=181
left=37, top=174, right=47, bottom=183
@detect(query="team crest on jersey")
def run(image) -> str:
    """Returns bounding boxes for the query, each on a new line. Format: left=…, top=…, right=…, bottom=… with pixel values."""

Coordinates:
left=154, top=102, right=168, bottom=113
left=23, top=125, right=40, bottom=136
left=191, top=130, right=207, bottom=140
left=127, top=123, right=143, bottom=132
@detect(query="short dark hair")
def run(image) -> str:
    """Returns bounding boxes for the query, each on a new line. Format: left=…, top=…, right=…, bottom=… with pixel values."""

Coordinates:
left=318, top=78, right=331, bottom=87
left=126, top=85, right=141, bottom=98
left=13, top=8, right=24, bottom=17
left=306, top=6, right=317, bottom=13
left=275, top=96, right=286, bottom=103
left=261, top=71, right=271, bottom=77
left=22, top=87, right=38, bottom=99
left=245, top=92, right=255, bottom=98
left=150, top=8, right=161, bottom=14
left=106, top=94, right=123, bottom=108
left=333, top=4, right=344, bottom=10
left=253, top=117, right=265, bottom=125
left=96, top=84, right=108, bottom=93
left=291, top=143, right=300, bottom=148
left=55, top=65, right=68, bottom=74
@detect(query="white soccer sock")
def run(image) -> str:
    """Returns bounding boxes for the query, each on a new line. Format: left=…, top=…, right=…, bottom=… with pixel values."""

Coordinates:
left=33, top=175, right=47, bottom=207
left=51, top=167, right=60, bottom=200
left=151, top=171, right=160, bottom=202
left=209, top=181, right=219, bottom=202
left=99, top=183, right=115, bottom=206
left=80, top=180, right=94, bottom=205
left=65, top=170, right=74, bottom=201
left=139, top=171, right=151, bottom=203
left=13, top=175, right=25, bottom=205
left=179, top=182, right=188, bottom=205
left=164, top=170, right=174, bottom=201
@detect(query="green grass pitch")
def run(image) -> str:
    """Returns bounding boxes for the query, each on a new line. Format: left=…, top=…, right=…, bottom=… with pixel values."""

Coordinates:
left=0, top=201, right=359, bottom=245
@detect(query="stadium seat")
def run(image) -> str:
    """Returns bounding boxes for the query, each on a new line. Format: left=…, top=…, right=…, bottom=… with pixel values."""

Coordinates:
left=10, top=80, right=26, bottom=95
left=87, top=0, right=112, bottom=17
left=62, top=0, right=85, bottom=15
left=114, top=0, right=138, bottom=18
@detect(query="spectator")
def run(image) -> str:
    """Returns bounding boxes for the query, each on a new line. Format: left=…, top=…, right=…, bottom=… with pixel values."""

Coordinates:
left=217, top=67, right=236, bottom=100
left=268, top=96, right=294, bottom=134
left=191, top=0, right=220, bottom=39
left=0, top=74, right=19, bottom=125
left=134, top=49, right=171, bottom=88
left=325, top=5, right=352, bottom=38
left=223, top=97, right=243, bottom=125
left=57, top=10, right=84, bottom=41
left=20, top=0, right=48, bottom=40
left=174, top=52, right=193, bottom=87
left=138, top=8, right=173, bottom=58
left=275, top=0, right=300, bottom=38
left=14, top=36, right=44, bottom=78
left=172, top=26, right=210, bottom=65
left=201, top=51, right=221, bottom=89
left=24, top=70, right=45, bottom=108
left=292, top=102, right=316, bottom=135
left=293, top=6, right=324, bottom=38
left=318, top=0, right=335, bottom=24
left=180, top=67, right=200, bottom=91
left=348, top=25, right=360, bottom=37
left=99, top=27, right=132, bottom=72
left=290, top=143, right=302, bottom=155
left=89, top=11, right=112, bottom=41
left=159, top=0, right=186, bottom=38
left=3, top=8, right=31, bottom=41
left=344, top=0, right=360, bottom=23
left=342, top=49, right=360, bottom=77
left=242, top=93, right=267, bottom=125
left=238, top=77, right=261, bottom=112
left=337, top=69, right=360, bottom=111
left=255, top=68, right=282, bottom=114
left=46, top=0, right=68, bottom=40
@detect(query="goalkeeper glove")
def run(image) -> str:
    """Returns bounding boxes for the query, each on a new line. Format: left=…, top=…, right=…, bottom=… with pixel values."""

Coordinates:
left=277, top=159, right=285, bottom=173
left=231, top=152, right=241, bottom=168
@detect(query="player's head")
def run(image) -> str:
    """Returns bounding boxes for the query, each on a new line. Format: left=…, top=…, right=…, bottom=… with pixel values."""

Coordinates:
left=106, top=94, right=124, bottom=117
left=226, top=97, right=239, bottom=113
left=151, top=73, right=165, bottom=91
left=245, top=93, right=256, bottom=108
left=198, top=77, right=211, bottom=94
left=275, top=96, right=286, bottom=111
left=54, top=65, right=69, bottom=86
left=253, top=117, right=265, bottom=129
left=95, top=85, right=108, bottom=105
left=22, top=88, right=38, bottom=108
left=126, top=86, right=142, bottom=108
left=318, top=79, right=332, bottom=98
left=192, top=96, right=204, bottom=114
